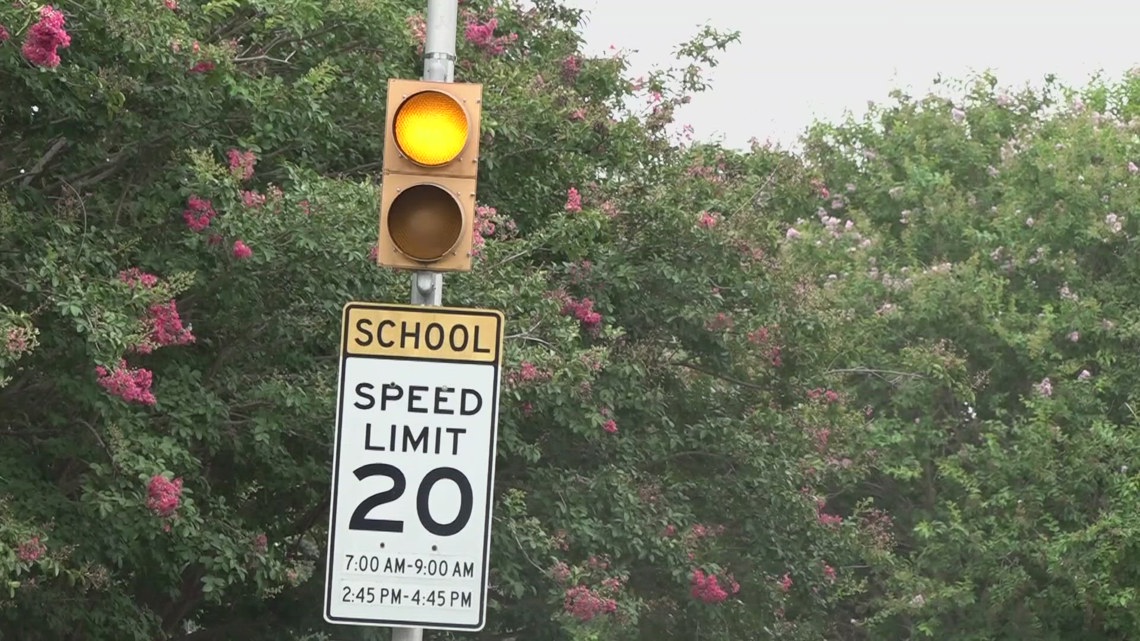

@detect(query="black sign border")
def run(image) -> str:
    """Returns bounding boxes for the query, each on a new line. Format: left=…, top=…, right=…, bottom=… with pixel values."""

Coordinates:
left=323, top=302, right=504, bottom=631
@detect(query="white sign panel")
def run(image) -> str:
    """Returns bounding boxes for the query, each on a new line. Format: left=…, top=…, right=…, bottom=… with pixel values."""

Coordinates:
left=324, top=302, right=504, bottom=631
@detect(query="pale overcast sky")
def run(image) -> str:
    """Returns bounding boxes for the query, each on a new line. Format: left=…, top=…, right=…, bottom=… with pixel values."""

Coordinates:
left=561, top=0, right=1139, bottom=149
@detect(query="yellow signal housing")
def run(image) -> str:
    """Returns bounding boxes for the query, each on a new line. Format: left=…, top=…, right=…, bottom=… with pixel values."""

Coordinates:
left=378, top=79, right=483, bottom=272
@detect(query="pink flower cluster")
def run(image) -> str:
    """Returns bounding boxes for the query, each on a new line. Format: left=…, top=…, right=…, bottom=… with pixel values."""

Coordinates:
left=562, top=55, right=581, bottom=82
left=464, top=18, right=516, bottom=55
left=146, top=474, right=183, bottom=517
left=119, top=268, right=159, bottom=289
left=560, top=295, right=601, bottom=331
left=807, top=388, right=841, bottom=404
left=778, top=573, right=793, bottom=592
left=6, top=327, right=31, bottom=355
left=506, top=361, right=551, bottom=387
left=228, top=149, right=256, bottom=182
left=253, top=533, right=268, bottom=553
left=0, top=24, right=9, bottom=43
left=747, top=326, right=782, bottom=367
left=471, top=205, right=497, bottom=257
left=823, top=563, right=837, bottom=582
left=134, top=301, right=195, bottom=354
left=811, top=178, right=830, bottom=200
left=747, top=326, right=771, bottom=344
left=183, top=196, right=217, bottom=232
left=697, top=211, right=721, bottom=228
left=706, top=312, right=733, bottom=332
left=17, top=537, right=46, bottom=562
left=813, top=427, right=830, bottom=452
left=407, top=14, right=427, bottom=54
left=550, top=560, right=572, bottom=584
left=690, top=568, right=739, bottom=604
left=96, top=360, right=156, bottom=406
left=815, top=497, right=843, bottom=527
left=862, top=508, right=895, bottom=549
left=22, top=6, right=70, bottom=68
left=688, top=523, right=725, bottom=540
left=564, top=187, right=582, bottom=213
left=563, top=585, right=617, bottom=622
left=233, top=240, right=253, bottom=260
left=241, top=190, right=266, bottom=208
left=189, top=60, right=215, bottom=74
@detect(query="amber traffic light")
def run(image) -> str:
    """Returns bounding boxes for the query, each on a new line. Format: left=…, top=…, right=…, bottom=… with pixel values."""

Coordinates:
left=378, top=79, right=482, bottom=272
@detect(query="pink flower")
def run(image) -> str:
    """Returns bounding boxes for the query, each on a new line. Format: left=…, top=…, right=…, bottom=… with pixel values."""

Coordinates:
left=786, top=227, right=801, bottom=239
left=406, top=13, right=426, bottom=54
left=95, top=360, right=156, bottom=406
left=471, top=205, right=497, bottom=256
left=778, top=573, right=793, bottom=592
left=164, top=0, right=178, bottom=9
left=564, top=187, right=582, bottom=213
left=550, top=561, right=571, bottom=584
left=119, top=268, right=159, bottom=289
left=21, top=6, right=70, bottom=68
left=146, top=475, right=183, bottom=517
left=690, top=568, right=735, bottom=604
left=563, top=585, right=617, bottom=621
left=189, top=61, right=215, bottom=74
left=232, top=240, right=252, bottom=260
left=15, top=537, right=43, bottom=561
left=823, top=563, right=837, bottom=582
left=1067, top=331, right=1080, bottom=342
left=560, top=296, right=602, bottom=331
left=602, top=419, right=617, bottom=434
left=951, top=107, right=966, bottom=123
left=253, top=533, right=268, bottom=553
left=464, top=17, right=516, bottom=56
left=0, top=24, right=9, bottom=43
left=133, top=300, right=195, bottom=353
left=6, top=328, right=30, bottom=355
left=17, top=537, right=46, bottom=562
left=562, top=55, right=581, bottom=81
left=182, top=196, right=216, bottom=232
left=1129, top=161, right=1139, bottom=174
left=1078, top=369, right=1092, bottom=380
left=227, top=149, right=257, bottom=182
left=241, top=190, right=266, bottom=208
left=697, top=211, right=721, bottom=228
left=1036, top=377, right=1053, bottom=397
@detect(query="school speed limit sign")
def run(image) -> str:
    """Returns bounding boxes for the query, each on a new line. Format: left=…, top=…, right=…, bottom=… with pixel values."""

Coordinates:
left=324, top=302, right=504, bottom=631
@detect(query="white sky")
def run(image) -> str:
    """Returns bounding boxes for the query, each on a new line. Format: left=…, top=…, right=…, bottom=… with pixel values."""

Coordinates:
left=561, top=0, right=1139, bottom=149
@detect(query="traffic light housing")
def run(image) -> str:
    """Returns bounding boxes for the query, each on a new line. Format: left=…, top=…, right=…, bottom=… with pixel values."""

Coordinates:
left=378, top=79, right=483, bottom=272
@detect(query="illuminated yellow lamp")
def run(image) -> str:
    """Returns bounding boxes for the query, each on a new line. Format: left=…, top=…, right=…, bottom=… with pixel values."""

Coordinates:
left=391, top=90, right=471, bottom=167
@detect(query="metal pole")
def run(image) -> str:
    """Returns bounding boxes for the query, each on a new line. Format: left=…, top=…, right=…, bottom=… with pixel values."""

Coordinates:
left=408, top=0, right=458, bottom=309
left=397, top=1, right=457, bottom=638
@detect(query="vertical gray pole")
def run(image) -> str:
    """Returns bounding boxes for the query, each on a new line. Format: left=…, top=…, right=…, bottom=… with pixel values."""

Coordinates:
left=409, top=0, right=458, bottom=309
left=395, top=1, right=457, bottom=639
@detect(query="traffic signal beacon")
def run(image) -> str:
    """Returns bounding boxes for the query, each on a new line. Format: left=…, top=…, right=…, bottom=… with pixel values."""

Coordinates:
left=378, top=78, right=483, bottom=272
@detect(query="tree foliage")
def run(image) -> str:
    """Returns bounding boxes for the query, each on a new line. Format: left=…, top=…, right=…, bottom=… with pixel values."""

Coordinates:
left=3, top=1, right=1140, bottom=640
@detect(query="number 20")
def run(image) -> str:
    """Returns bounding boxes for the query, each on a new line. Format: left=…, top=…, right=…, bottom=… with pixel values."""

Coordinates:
left=348, top=464, right=474, bottom=536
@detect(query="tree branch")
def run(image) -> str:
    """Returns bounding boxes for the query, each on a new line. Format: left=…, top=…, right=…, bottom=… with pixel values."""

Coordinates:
left=675, top=360, right=766, bottom=391
left=0, top=137, right=68, bottom=186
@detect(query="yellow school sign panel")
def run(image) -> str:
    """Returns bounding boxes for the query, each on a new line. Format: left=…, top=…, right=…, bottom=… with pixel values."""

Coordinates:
left=343, top=302, right=502, bottom=364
